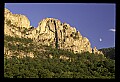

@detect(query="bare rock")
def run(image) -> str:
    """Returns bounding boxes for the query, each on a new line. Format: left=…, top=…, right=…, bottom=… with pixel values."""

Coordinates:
left=93, top=46, right=103, bottom=55
left=4, top=8, right=104, bottom=58
left=4, top=8, right=30, bottom=29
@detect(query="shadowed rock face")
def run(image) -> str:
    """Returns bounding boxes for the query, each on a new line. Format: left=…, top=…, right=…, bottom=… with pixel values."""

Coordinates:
left=4, top=8, right=103, bottom=54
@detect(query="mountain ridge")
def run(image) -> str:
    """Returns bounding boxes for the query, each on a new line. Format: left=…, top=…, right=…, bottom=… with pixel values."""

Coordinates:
left=4, top=8, right=103, bottom=58
left=4, top=8, right=115, bottom=79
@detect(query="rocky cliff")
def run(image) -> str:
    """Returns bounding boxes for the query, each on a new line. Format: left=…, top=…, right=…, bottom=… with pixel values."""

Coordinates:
left=4, top=8, right=103, bottom=55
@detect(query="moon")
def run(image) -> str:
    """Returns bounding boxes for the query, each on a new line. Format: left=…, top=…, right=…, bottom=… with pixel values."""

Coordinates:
left=99, top=38, right=102, bottom=42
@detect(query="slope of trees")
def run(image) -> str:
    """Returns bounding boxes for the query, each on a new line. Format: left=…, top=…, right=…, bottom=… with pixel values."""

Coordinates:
left=4, top=35, right=115, bottom=78
left=4, top=53, right=115, bottom=78
left=99, top=47, right=115, bottom=60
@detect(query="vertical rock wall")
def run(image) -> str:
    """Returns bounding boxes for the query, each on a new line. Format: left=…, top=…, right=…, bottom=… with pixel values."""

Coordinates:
left=4, top=8, right=103, bottom=54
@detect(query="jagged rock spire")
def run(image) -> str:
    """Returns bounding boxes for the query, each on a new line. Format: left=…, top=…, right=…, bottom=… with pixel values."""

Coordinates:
left=4, top=8, right=103, bottom=54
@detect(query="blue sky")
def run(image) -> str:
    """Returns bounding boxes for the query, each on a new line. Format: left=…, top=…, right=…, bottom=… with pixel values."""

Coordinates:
left=5, top=3, right=116, bottom=49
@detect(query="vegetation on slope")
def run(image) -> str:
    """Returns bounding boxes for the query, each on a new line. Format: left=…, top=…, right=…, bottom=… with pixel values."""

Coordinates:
left=4, top=35, right=115, bottom=78
left=99, top=47, right=115, bottom=60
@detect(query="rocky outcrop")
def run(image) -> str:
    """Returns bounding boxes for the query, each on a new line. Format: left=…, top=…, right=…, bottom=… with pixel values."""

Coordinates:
left=4, top=8, right=30, bottom=29
left=93, top=47, right=103, bottom=55
left=35, top=18, right=93, bottom=53
left=4, top=8, right=103, bottom=55
left=4, top=8, right=31, bottom=38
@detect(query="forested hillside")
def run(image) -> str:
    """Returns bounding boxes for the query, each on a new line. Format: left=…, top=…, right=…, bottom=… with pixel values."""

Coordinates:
left=4, top=35, right=115, bottom=78
left=4, top=8, right=115, bottom=79
left=99, top=47, right=115, bottom=60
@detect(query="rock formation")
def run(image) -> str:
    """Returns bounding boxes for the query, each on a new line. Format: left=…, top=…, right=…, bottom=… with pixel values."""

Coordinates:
left=4, top=8, right=30, bottom=29
left=93, top=47, right=103, bottom=55
left=4, top=8, right=103, bottom=55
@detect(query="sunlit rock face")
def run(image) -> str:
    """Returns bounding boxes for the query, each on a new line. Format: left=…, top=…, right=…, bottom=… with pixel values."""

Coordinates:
left=36, top=18, right=93, bottom=53
left=4, top=8, right=103, bottom=54
left=4, top=8, right=31, bottom=38
left=93, top=47, right=103, bottom=55
left=4, top=8, right=30, bottom=29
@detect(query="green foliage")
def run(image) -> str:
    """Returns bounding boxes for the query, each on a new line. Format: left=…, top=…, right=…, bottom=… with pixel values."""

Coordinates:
left=4, top=35, right=33, bottom=44
left=6, top=19, right=11, bottom=25
left=99, top=47, right=115, bottom=60
left=6, top=19, right=17, bottom=27
left=4, top=35, right=115, bottom=78
left=4, top=35, right=34, bottom=53
left=4, top=51, right=115, bottom=78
